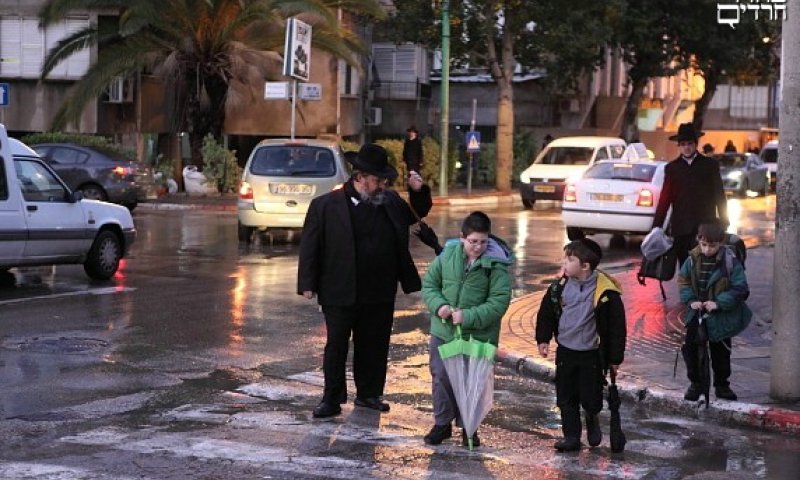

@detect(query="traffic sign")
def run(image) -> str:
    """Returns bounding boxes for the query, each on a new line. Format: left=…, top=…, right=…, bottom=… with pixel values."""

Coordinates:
left=466, top=131, right=481, bottom=152
left=0, top=83, right=9, bottom=106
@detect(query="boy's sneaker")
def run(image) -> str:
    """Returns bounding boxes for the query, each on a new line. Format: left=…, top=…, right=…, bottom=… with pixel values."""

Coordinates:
left=461, top=429, right=480, bottom=448
left=423, top=424, right=452, bottom=445
left=684, top=383, right=702, bottom=401
left=585, top=412, right=602, bottom=447
left=715, top=385, right=738, bottom=401
left=554, top=437, right=581, bottom=452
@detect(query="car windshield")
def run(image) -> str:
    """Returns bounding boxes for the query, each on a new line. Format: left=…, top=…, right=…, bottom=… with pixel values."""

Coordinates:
left=715, top=154, right=747, bottom=168
left=535, top=146, right=594, bottom=165
left=249, top=146, right=336, bottom=177
left=584, top=162, right=657, bottom=182
left=761, top=148, right=777, bottom=164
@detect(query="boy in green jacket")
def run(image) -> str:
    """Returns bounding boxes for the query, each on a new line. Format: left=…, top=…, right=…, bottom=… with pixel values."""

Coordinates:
left=421, top=211, right=512, bottom=447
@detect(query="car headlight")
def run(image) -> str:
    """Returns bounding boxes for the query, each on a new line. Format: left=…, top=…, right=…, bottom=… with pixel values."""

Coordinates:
left=726, top=171, right=742, bottom=180
left=520, top=171, right=530, bottom=184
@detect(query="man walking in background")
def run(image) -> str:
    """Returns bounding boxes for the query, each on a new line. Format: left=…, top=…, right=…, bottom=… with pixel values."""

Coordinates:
left=403, top=125, right=423, bottom=173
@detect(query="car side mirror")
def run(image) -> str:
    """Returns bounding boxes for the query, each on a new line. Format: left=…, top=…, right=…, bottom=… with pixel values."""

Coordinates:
left=69, top=190, right=84, bottom=203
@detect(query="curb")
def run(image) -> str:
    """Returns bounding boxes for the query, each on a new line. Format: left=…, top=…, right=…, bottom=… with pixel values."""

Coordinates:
left=432, top=193, right=517, bottom=207
left=138, top=202, right=237, bottom=212
left=495, top=349, right=800, bottom=434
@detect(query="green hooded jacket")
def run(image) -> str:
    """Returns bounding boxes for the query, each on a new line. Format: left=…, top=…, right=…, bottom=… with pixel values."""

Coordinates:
left=422, top=236, right=513, bottom=346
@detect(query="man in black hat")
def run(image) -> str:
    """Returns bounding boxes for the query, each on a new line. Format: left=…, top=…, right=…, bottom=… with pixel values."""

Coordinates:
left=402, top=125, right=423, bottom=173
left=653, top=123, right=728, bottom=267
left=298, top=143, right=432, bottom=418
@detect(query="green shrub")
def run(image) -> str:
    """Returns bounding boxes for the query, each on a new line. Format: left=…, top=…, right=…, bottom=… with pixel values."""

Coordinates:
left=340, top=140, right=360, bottom=153
left=347, top=137, right=456, bottom=189
left=200, top=134, right=241, bottom=193
left=470, top=131, right=540, bottom=187
left=20, top=132, right=136, bottom=161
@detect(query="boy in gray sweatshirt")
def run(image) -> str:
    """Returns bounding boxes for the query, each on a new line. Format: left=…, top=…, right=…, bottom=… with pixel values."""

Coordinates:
left=535, top=238, right=627, bottom=452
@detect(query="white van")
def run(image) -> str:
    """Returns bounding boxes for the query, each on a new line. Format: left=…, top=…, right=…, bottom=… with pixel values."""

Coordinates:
left=760, top=140, right=777, bottom=192
left=519, top=136, right=627, bottom=208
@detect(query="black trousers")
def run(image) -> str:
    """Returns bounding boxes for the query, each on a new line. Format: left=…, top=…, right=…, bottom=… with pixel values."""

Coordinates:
left=673, top=232, right=698, bottom=269
left=682, top=317, right=732, bottom=388
left=320, top=302, right=394, bottom=404
left=555, top=346, right=604, bottom=439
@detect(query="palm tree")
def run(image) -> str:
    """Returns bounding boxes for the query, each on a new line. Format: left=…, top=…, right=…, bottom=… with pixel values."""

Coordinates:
left=38, top=0, right=384, bottom=165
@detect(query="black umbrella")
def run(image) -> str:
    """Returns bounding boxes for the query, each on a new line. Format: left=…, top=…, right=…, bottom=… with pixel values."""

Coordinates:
left=696, top=312, right=712, bottom=409
left=607, top=369, right=626, bottom=453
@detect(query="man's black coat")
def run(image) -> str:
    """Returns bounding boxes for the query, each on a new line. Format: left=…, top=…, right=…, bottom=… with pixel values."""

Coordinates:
left=653, top=153, right=728, bottom=236
left=297, top=184, right=432, bottom=305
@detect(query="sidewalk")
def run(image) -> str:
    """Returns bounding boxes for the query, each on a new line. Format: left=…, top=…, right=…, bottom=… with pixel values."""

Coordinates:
left=497, top=245, right=800, bottom=434
left=142, top=190, right=800, bottom=433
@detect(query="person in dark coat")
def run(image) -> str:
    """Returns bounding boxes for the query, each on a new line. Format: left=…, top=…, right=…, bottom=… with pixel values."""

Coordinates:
left=402, top=125, right=423, bottom=173
left=298, top=143, right=433, bottom=418
left=653, top=123, right=728, bottom=268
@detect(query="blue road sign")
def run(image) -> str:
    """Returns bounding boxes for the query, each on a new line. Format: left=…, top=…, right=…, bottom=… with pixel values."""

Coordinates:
left=466, top=131, right=481, bottom=152
left=0, top=83, right=9, bottom=106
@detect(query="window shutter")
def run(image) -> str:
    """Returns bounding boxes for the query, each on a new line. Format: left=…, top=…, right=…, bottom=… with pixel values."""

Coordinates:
left=0, top=17, right=22, bottom=76
left=21, top=18, right=43, bottom=77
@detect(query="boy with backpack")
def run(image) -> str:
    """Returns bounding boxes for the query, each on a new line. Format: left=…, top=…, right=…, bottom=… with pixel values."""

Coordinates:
left=678, top=222, right=751, bottom=402
left=536, top=238, right=627, bottom=452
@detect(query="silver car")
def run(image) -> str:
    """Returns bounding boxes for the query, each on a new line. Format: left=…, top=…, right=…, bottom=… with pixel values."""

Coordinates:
left=237, top=139, right=350, bottom=242
left=715, top=152, right=770, bottom=198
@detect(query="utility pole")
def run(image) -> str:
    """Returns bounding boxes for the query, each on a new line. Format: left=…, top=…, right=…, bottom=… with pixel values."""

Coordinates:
left=771, top=12, right=800, bottom=400
left=438, top=0, right=450, bottom=196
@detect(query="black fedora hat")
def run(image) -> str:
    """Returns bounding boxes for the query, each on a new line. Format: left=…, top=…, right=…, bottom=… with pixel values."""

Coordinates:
left=346, top=144, right=398, bottom=180
left=669, top=123, right=705, bottom=142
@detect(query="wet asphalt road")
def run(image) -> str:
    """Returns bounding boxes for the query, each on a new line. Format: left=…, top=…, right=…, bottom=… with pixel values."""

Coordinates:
left=1, top=196, right=797, bottom=479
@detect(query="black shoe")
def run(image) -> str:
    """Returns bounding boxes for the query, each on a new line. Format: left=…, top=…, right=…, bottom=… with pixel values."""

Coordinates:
left=354, top=397, right=390, bottom=412
left=554, top=437, right=581, bottom=452
left=715, top=385, right=738, bottom=401
left=423, top=424, right=453, bottom=445
left=461, top=429, right=480, bottom=448
left=684, top=383, right=702, bottom=401
left=312, top=401, right=342, bottom=418
left=585, top=412, right=601, bottom=447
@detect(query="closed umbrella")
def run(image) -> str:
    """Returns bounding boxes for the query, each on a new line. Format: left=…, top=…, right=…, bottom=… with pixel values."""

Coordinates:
left=697, top=312, right=712, bottom=409
left=607, top=369, right=626, bottom=453
left=438, top=325, right=496, bottom=450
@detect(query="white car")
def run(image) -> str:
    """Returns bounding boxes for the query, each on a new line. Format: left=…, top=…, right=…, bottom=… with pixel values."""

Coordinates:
left=0, top=125, right=136, bottom=280
left=519, top=136, right=627, bottom=208
left=237, top=138, right=350, bottom=242
left=760, top=140, right=777, bottom=192
left=561, top=158, right=666, bottom=241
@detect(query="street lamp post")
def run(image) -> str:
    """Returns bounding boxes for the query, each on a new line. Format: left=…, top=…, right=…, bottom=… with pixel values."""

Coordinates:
left=439, top=0, right=450, bottom=196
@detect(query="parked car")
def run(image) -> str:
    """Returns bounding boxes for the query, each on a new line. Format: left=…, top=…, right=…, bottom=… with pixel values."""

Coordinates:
left=30, top=143, right=148, bottom=210
left=714, top=152, right=770, bottom=198
left=519, top=136, right=627, bottom=209
left=0, top=126, right=136, bottom=280
left=561, top=146, right=665, bottom=241
left=237, top=139, right=350, bottom=242
left=760, top=140, right=778, bottom=192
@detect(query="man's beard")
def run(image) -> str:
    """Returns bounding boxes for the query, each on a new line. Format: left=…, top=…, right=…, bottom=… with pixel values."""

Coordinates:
left=359, top=189, right=385, bottom=206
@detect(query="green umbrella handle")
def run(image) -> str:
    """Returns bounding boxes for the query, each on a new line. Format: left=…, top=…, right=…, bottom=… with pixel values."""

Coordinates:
left=455, top=325, right=462, bottom=339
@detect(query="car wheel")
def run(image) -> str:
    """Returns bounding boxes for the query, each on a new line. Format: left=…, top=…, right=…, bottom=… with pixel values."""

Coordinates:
left=522, top=198, right=535, bottom=210
left=566, top=227, right=585, bottom=241
left=238, top=221, right=255, bottom=243
left=0, top=268, right=15, bottom=287
left=80, top=184, right=108, bottom=201
left=124, top=202, right=137, bottom=212
left=609, top=233, right=627, bottom=249
left=83, top=230, right=122, bottom=280
left=738, top=180, right=749, bottom=198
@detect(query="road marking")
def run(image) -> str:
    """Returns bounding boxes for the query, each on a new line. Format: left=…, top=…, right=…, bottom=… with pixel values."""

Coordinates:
left=0, top=286, right=136, bottom=306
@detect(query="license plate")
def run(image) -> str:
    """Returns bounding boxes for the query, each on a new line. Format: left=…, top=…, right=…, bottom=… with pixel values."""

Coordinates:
left=590, top=193, right=624, bottom=202
left=272, top=183, right=313, bottom=195
left=533, top=184, right=556, bottom=193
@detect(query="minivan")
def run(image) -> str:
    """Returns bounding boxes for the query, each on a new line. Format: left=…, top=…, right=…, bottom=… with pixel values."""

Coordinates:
left=519, top=136, right=627, bottom=208
left=237, top=139, right=350, bottom=242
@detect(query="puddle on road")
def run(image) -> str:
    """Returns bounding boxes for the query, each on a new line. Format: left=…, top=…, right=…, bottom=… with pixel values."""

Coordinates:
left=4, top=336, right=110, bottom=355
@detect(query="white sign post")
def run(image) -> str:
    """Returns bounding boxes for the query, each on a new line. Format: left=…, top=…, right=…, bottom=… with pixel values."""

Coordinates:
left=283, top=18, right=312, bottom=139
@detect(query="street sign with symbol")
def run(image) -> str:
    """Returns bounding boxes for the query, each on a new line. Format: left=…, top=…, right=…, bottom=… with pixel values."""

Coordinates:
left=466, top=131, right=481, bottom=152
left=0, top=83, right=9, bottom=106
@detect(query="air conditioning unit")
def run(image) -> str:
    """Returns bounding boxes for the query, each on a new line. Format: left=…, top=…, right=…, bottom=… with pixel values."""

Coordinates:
left=365, top=107, right=382, bottom=126
left=105, top=76, right=133, bottom=103
left=559, top=98, right=580, bottom=113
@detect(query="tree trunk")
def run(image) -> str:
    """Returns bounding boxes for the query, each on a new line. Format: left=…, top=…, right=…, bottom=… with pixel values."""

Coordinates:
left=186, top=72, right=228, bottom=168
left=495, top=79, right=514, bottom=192
left=619, top=75, right=648, bottom=143
left=692, top=67, right=720, bottom=132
